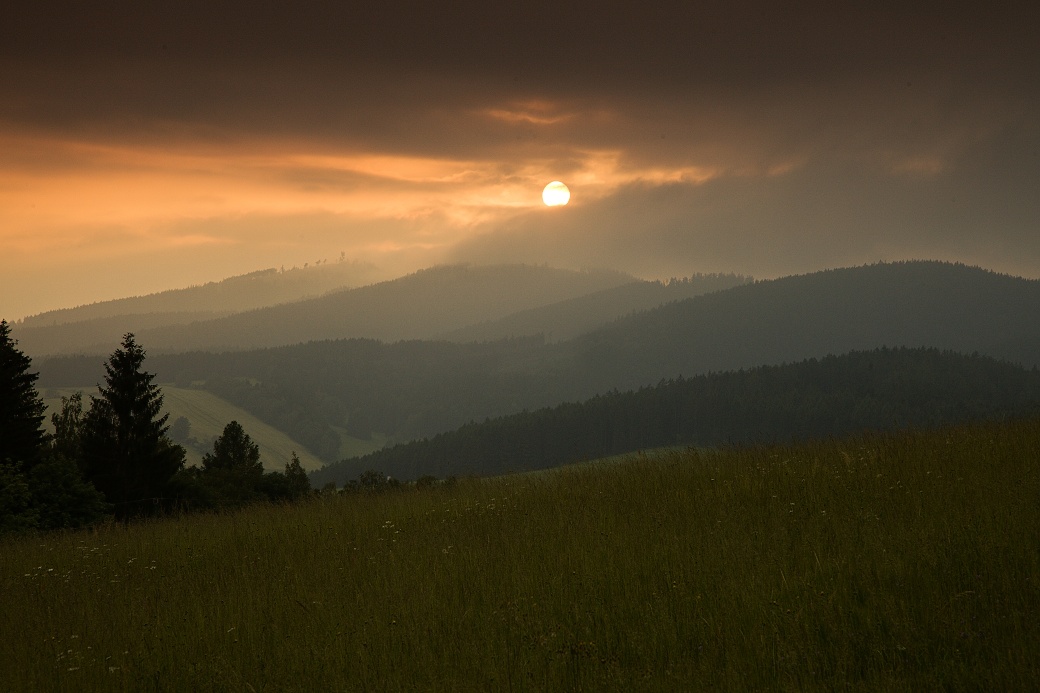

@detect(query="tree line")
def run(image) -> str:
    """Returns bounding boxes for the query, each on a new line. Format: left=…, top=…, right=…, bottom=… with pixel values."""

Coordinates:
left=310, top=347, right=1040, bottom=485
left=1, top=321, right=310, bottom=533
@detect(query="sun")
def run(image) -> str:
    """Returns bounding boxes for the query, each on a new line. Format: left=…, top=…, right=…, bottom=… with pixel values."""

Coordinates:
left=542, top=181, right=571, bottom=206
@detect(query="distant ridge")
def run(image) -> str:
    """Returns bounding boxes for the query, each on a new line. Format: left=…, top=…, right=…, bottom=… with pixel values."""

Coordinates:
left=559, top=260, right=1040, bottom=393
left=310, top=347, right=1040, bottom=483
left=17, top=261, right=381, bottom=327
left=12, top=261, right=386, bottom=357
left=27, top=264, right=640, bottom=356
left=438, top=273, right=752, bottom=343
left=38, top=260, right=1040, bottom=463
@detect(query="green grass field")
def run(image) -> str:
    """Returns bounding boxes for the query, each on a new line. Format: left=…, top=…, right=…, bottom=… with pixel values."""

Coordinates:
left=2, top=418, right=1038, bottom=691
left=42, top=386, right=328, bottom=472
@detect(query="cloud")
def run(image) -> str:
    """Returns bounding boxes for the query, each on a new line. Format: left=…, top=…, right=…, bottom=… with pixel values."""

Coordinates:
left=1, top=1, right=1038, bottom=318
left=449, top=122, right=1040, bottom=281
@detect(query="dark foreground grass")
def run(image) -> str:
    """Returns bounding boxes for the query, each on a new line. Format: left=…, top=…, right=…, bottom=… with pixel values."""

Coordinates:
left=2, top=418, right=1039, bottom=691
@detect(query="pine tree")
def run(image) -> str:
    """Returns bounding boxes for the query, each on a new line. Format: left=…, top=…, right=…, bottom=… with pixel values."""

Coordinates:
left=0, top=319, right=48, bottom=472
left=202, top=421, right=262, bottom=474
left=81, top=334, right=185, bottom=517
left=199, top=420, right=264, bottom=505
left=284, top=452, right=312, bottom=498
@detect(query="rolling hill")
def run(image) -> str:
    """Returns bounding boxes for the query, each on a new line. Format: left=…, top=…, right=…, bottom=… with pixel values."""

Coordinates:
left=310, top=347, right=1040, bottom=484
left=19, top=264, right=642, bottom=356
left=556, top=260, right=1040, bottom=394
left=13, top=261, right=384, bottom=356
left=41, top=387, right=329, bottom=472
left=36, top=260, right=1040, bottom=464
left=437, top=272, right=752, bottom=343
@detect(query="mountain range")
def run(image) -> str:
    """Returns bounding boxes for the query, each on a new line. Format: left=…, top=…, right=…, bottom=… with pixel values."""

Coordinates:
left=16, top=264, right=749, bottom=356
left=33, top=260, right=1040, bottom=475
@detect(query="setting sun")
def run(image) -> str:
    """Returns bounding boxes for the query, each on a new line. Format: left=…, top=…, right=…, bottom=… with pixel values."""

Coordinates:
left=542, top=181, right=571, bottom=206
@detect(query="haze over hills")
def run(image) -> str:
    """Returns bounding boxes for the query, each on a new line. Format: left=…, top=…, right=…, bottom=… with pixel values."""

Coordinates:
left=12, top=261, right=386, bottom=356
left=437, top=273, right=752, bottom=343
left=557, top=260, right=1040, bottom=393
left=17, top=260, right=382, bottom=327
left=19, top=264, right=649, bottom=356
left=36, top=260, right=1040, bottom=466
left=311, top=347, right=1040, bottom=483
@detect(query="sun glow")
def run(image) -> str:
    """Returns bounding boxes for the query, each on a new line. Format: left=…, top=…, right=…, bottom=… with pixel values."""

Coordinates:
left=542, top=181, right=571, bottom=206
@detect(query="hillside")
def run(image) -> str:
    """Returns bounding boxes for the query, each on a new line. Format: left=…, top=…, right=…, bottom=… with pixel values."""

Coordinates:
left=438, top=272, right=752, bottom=343
left=20, top=264, right=639, bottom=356
left=13, top=261, right=383, bottom=355
left=129, top=264, right=637, bottom=352
left=37, top=261, right=1040, bottom=462
left=40, top=387, right=329, bottom=472
left=557, top=261, right=1040, bottom=394
left=5, top=419, right=1039, bottom=690
left=310, top=347, right=1040, bottom=483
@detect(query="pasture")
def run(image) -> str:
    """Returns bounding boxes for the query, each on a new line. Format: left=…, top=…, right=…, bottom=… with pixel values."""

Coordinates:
left=2, top=418, right=1038, bottom=691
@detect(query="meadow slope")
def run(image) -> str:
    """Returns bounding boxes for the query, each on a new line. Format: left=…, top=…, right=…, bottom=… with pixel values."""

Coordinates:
left=2, top=418, right=1038, bottom=691
left=41, top=387, right=330, bottom=472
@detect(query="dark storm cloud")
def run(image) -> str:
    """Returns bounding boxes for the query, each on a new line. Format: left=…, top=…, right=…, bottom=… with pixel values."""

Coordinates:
left=2, top=0, right=1038, bottom=318
left=451, top=115, right=1040, bottom=280
left=3, top=1, right=1037, bottom=139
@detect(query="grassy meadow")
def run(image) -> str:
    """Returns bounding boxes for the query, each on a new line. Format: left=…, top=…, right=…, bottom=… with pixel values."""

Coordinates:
left=2, top=418, right=1038, bottom=691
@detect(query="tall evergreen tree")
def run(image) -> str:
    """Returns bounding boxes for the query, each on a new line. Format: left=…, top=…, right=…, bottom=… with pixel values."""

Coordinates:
left=81, top=334, right=184, bottom=517
left=0, top=319, right=48, bottom=471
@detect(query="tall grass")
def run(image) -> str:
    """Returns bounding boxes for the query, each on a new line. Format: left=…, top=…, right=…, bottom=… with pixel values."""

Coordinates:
left=2, top=418, right=1038, bottom=691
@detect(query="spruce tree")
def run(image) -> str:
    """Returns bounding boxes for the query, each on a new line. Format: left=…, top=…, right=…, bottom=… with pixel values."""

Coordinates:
left=202, top=421, right=262, bottom=474
left=200, top=420, right=264, bottom=505
left=81, top=334, right=185, bottom=517
left=0, top=319, right=48, bottom=471
left=284, top=452, right=312, bottom=498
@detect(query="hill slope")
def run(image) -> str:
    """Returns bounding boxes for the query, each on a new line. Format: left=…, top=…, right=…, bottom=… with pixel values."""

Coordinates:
left=438, top=273, right=751, bottom=343
left=37, top=261, right=1040, bottom=462
left=130, top=264, right=638, bottom=352
left=14, top=262, right=383, bottom=356
left=22, top=264, right=640, bottom=356
left=41, top=387, right=328, bottom=472
left=557, top=260, right=1040, bottom=394
left=310, top=347, right=1040, bottom=483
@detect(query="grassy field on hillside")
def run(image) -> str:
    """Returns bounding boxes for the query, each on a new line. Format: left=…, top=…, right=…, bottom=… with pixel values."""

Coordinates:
left=42, top=387, right=328, bottom=472
left=2, top=418, right=1038, bottom=691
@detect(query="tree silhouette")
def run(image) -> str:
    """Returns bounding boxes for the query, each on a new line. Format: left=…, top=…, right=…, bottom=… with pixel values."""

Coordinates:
left=199, top=420, right=264, bottom=505
left=51, top=392, right=85, bottom=461
left=81, top=334, right=184, bottom=517
left=0, top=319, right=48, bottom=472
left=202, top=420, right=262, bottom=473
left=284, top=452, right=311, bottom=497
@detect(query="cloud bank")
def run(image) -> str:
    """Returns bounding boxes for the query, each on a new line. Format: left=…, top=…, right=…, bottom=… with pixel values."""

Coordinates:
left=1, top=1, right=1037, bottom=318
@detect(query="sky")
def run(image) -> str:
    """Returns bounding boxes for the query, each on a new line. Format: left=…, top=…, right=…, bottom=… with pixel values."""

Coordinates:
left=2, top=1, right=1038, bottom=320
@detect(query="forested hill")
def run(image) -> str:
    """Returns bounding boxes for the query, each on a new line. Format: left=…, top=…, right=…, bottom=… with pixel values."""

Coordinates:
left=128, top=265, right=638, bottom=352
left=12, top=262, right=385, bottom=357
left=16, top=261, right=381, bottom=329
left=555, top=261, right=1040, bottom=394
left=311, top=348, right=1040, bottom=484
left=438, top=273, right=752, bottom=343
left=19, top=264, right=641, bottom=356
left=36, top=261, right=1040, bottom=463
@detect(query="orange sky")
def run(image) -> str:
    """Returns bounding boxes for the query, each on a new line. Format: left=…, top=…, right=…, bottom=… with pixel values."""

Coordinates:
left=2, top=1, right=1038, bottom=320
